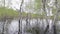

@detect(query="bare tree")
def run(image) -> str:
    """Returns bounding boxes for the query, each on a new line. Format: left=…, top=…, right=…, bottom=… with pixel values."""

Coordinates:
left=18, top=0, right=24, bottom=34
left=53, top=0, right=58, bottom=34
left=42, top=0, right=49, bottom=34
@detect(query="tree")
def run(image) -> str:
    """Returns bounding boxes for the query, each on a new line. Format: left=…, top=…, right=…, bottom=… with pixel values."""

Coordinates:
left=18, top=0, right=24, bottom=34
left=42, top=0, right=50, bottom=34
left=53, top=0, right=58, bottom=34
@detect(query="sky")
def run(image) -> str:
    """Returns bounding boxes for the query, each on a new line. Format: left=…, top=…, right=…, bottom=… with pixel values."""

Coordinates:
left=8, top=0, right=32, bottom=10
left=0, top=0, right=35, bottom=13
left=0, top=0, right=29, bottom=10
left=0, top=0, right=55, bottom=10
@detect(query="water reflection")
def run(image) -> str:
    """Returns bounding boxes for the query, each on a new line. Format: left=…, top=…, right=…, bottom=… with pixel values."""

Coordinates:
left=0, top=19, right=60, bottom=34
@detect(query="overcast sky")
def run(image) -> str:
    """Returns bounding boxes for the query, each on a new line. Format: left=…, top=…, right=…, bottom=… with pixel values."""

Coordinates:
left=0, top=0, right=55, bottom=9
left=0, top=0, right=30, bottom=10
left=9, top=0, right=33, bottom=10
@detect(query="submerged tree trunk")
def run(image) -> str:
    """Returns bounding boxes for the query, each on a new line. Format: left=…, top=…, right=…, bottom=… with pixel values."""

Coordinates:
left=25, top=14, right=29, bottom=31
left=53, top=0, right=58, bottom=34
left=2, top=17, right=6, bottom=34
left=2, top=21, right=5, bottom=34
left=42, top=0, right=49, bottom=34
left=18, top=0, right=24, bottom=34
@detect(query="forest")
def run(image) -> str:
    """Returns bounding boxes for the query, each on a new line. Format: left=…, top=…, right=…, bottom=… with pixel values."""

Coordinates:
left=0, top=0, right=60, bottom=34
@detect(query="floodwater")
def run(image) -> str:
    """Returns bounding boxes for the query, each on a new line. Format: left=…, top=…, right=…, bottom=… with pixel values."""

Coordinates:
left=0, top=19, right=60, bottom=34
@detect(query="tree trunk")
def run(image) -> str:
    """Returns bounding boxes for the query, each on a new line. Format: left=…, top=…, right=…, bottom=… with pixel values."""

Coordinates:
left=18, top=0, right=24, bottom=34
left=42, top=0, right=49, bottom=34
left=53, top=0, right=58, bottom=34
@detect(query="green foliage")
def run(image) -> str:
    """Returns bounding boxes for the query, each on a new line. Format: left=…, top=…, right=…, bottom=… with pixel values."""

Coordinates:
left=0, top=7, right=19, bottom=19
left=50, top=16, right=54, bottom=20
left=52, top=8, right=56, bottom=15
left=22, top=12, right=27, bottom=17
left=31, top=11, right=46, bottom=19
left=34, top=0, right=42, bottom=10
left=0, top=7, right=46, bottom=19
left=31, top=14, right=39, bottom=18
left=57, top=16, right=60, bottom=20
left=0, top=7, right=59, bottom=20
left=58, top=0, right=60, bottom=5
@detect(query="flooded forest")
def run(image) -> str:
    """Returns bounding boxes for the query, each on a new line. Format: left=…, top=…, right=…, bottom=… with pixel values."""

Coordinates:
left=0, top=0, right=60, bottom=34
